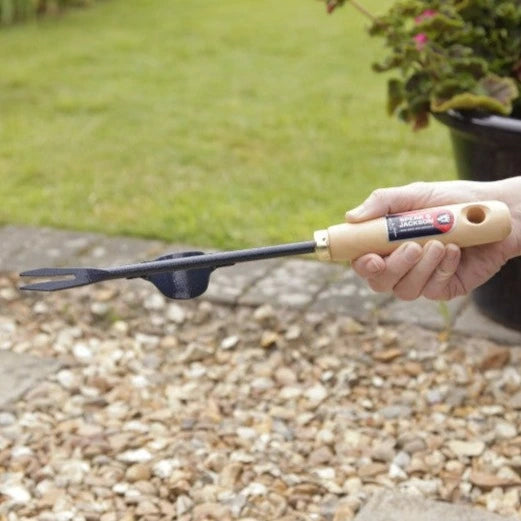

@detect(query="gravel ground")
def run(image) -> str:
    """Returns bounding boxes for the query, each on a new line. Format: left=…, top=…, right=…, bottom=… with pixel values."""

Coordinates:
left=1, top=272, right=521, bottom=521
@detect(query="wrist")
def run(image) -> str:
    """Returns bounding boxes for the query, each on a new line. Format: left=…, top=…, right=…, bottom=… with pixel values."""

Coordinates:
left=490, top=177, right=521, bottom=259
left=487, top=176, right=521, bottom=203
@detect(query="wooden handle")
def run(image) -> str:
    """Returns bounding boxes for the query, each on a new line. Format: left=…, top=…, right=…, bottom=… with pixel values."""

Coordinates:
left=314, top=200, right=512, bottom=262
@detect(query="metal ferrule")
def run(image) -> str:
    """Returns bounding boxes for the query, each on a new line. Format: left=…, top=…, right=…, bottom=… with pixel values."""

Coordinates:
left=313, top=229, right=331, bottom=261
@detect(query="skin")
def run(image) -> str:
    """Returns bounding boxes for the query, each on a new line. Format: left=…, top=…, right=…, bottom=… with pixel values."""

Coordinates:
left=346, top=177, right=521, bottom=301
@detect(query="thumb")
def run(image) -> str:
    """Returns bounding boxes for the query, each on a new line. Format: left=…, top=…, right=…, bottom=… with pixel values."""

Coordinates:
left=345, top=184, right=431, bottom=222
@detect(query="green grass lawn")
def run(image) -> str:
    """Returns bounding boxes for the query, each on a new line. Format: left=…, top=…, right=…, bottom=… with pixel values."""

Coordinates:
left=0, top=0, right=455, bottom=249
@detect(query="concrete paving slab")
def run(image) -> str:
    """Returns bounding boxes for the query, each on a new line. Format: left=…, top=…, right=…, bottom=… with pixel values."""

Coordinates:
left=379, top=295, right=467, bottom=331
left=72, top=235, right=166, bottom=266
left=1, top=225, right=166, bottom=271
left=0, top=226, right=27, bottom=269
left=355, top=489, right=519, bottom=521
left=0, top=225, right=100, bottom=271
left=239, top=258, right=343, bottom=309
left=204, top=258, right=284, bottom=304
left=0, top=351, right=62, bottom=407
left=453, top=302, right=521, bottom=346
left=310, top=267, right=390, bottom=321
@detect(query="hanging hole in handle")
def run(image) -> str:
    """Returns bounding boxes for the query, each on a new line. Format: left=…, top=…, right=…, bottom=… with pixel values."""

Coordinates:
left=465, top=205, right=487, bottom=224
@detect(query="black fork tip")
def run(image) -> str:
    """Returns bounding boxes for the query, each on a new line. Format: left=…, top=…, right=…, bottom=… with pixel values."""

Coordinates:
left=17, top=266, right=94, bottom=292
left=20, top=269, right=48, bottom=277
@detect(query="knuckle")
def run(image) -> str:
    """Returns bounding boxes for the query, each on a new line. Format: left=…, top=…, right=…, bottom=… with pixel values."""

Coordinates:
left=407, top=181, right=429, bottom=191
left=405, top=181, right=435, bottom=206
left=369, top=188, right=387, bottom=203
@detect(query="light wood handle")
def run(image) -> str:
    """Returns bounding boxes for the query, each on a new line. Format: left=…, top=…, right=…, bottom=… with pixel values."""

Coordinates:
left=314, top=200, right=512, bottom=262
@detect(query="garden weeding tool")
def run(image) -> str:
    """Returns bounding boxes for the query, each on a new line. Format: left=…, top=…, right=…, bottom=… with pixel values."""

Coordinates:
left=20, top=201, right=511, bottom=300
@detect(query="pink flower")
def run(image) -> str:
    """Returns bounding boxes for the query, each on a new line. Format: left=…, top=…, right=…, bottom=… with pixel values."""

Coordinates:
left=415, top=9, right=437, bottom=23
left=414, top=33, right=428, bottom=50
left=413, top=10, right=435, bottom=49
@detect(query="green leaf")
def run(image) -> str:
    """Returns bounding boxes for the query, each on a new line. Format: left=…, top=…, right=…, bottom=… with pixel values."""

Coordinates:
left=404, top=72, right=431, bottom=95
left=454, top=0, right=470, bottom=11
left=479, top=73, right=519, bottom=105
left=414, top=12, right=464, bottom=33
left=451, top=57, right=488, bottom=78
left=432, top=75, right=519, bottom=114
left=387, top=78, right=404, bottom=115
left=372, top=53, right=404, bottom=73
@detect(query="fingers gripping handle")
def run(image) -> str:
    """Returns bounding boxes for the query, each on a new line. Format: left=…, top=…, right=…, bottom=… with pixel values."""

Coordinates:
left=315, top=201, right=512, bottom=262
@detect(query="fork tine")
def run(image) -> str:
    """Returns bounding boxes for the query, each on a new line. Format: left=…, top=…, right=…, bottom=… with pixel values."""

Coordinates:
left=20, top=279, right=86, bottom=292
left=19, top=268, right=81, bottom=278
left=20, top=267, right=110, bottom=292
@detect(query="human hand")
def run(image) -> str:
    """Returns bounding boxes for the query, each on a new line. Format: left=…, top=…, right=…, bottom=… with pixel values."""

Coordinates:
left=346, top=178, right=521, bottom=301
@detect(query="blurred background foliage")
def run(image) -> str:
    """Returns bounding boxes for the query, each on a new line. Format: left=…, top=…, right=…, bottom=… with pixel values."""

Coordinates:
left=0, top=0, right=96, bottom=25
left=0, top=0, right=454, bottom=248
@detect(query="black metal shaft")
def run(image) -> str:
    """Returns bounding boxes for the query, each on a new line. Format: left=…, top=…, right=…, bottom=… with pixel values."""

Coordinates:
left=106, top=241, right=317, bottom=280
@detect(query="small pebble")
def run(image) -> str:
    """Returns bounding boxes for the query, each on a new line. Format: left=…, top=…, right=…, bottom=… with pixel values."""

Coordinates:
left=153, top=459, right=178, bottom=478
left=177, top=494, right=194, bottom=516
left=167, top=303, right=186, bottom=323
left=0, top=412, right=16, bottom=426
left=117, top=449, right=153, bottom=463
left=125, top=463, right=151, bottom=482
left=448, top=440, right=485, bottom=457
left=144, top=293, right=165, bottom=311
left=220, top=335, right=239, bottom=350
left=0, top=484, right=31, bottom=504
left=260, top=331, right=280, bottom=349
left=305, top=384, right=328, bottom=406
left=73, top=342, right=93, bottom=361
left=495, top=421, right=517, bottom=440
left=90, top=302, right=109, bottom=316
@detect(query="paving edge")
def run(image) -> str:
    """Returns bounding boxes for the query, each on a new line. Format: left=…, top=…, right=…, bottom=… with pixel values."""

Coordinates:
left=355, top=489, right=520, bottom=521
left=0, top=351, right=62, bottom=408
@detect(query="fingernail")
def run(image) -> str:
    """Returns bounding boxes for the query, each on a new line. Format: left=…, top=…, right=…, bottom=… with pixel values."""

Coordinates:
left=426, top=241, right=444, bottom=260
left=445, top=244, right=460, bottom=262
left=404, top=243, right=421, bottom=263
left=367, top=258, right=382, bottom=274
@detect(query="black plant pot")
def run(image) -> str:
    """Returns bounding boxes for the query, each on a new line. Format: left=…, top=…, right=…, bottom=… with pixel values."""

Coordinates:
left=435, top=110, right=521, bottom=330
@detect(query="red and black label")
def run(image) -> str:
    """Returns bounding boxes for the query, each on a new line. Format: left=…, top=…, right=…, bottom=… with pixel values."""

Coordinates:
left=386, top=209, right=454, bottom=241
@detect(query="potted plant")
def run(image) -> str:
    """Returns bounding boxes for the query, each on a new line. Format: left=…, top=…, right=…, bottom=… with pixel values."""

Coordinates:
left=322, top=0, right=521, bottom=330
